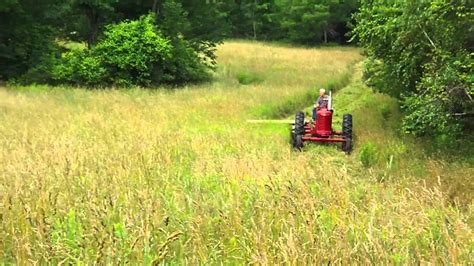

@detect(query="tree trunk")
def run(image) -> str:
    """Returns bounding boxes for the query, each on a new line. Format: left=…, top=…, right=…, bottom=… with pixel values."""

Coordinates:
left=253, top=20, right=257, bottom=40
left=152, top=0, right=160, bottom=15
left=85, top=6, right=99, bottom=48
left=252, top=0, right=257, bottom=39
left=324, top=29, right=327, bottom=44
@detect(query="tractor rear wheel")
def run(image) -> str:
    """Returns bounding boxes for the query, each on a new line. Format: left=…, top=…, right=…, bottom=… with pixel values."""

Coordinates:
left=292, top=111, right=305, bottom=150
left=342, top=137, right=352, bottom=154
left=294, top=133, right=303, bottom=150
left=342, top=114, right=353, bottom=153
left=294, top=111, right=305, bottom=135
left=342, top=114, right=352, bottom=139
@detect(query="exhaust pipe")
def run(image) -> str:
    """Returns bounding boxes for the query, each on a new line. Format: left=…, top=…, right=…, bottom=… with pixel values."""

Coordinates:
left=328, top=91, right=332, bottom=111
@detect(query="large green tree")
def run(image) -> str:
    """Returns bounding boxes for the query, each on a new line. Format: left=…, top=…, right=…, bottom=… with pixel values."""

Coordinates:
left=279, top=1, right=331, bottom=43
left=222, top=0, right=274, bottom=40
left=0, top=0, right=60, bottom=80
left=353, top=0, right=473, bottom=136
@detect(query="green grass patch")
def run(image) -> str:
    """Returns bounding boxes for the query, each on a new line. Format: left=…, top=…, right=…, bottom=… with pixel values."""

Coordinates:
left=56, top=40, right=87, bottom=51
left=236, top=71, right=263, bottom=85
left=253, top=63, right=355, bottom=119
left=359, top=142, right=379, bottom=168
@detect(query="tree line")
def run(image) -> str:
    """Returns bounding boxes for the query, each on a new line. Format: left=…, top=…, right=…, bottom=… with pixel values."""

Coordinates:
left=0, top=0, right=357, bottom=85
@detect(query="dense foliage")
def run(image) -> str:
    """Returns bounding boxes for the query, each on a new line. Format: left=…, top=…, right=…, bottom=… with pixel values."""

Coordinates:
left=1, top=0, right=224, bottom=86
left=223, top=0, right=357, bottom=44
left=0, top=0, right=60, bottom=81
left=353, top=0, right=473, bottom=137
left=1, top=0, right=358, bottom=86
left=53, top=15, right=177, bottom=86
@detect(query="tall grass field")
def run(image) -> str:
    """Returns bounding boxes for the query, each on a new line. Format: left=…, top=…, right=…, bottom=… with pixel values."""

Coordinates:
left=0, top=41, right=472, bottom=264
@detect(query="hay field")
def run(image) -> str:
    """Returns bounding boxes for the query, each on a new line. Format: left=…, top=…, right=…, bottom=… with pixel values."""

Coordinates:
left=0, top=41, right=472, bottom=264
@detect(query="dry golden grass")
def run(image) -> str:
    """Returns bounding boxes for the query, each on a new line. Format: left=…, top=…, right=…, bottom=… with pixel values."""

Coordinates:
left=0, top=41, right=472, bottom=264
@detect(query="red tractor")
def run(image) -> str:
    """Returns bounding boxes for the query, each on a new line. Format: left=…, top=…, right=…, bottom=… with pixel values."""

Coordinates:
left=291, top=93, right=353, bottom=153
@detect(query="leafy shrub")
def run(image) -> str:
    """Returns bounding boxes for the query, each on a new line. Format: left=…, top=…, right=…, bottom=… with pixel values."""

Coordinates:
left=53, top=50, right=107, bottom=86
left=52, top=15, right=171, bottom=87
left=359, top=142, right=378, bottom=168
left=160, top=38, right=211, bottom=84
left=52, top=14, right=211, bottom=87
left=16, top=50, right=61, bottom=85
left=92, top=14, right=172, bottom=86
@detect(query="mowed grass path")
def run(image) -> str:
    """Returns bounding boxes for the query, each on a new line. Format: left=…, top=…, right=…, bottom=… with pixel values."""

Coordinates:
left=0, top=41, right=472, bottom=264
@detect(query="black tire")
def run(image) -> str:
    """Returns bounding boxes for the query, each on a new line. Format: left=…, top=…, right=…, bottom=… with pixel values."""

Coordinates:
left=342, top=114, right=353, bottom=153
left=342, top=114, right=352, bottom=139
left=294, top=111, right=305, bottom=135
left=292, top=111, right=305, bottom=150
left=342, top=138, right=352, bottom=154
left=294, top=134, right=303, bottom=150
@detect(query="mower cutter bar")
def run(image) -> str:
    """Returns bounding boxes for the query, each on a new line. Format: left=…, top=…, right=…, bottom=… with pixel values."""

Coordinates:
left=246, top=119, right=294, bottom=124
